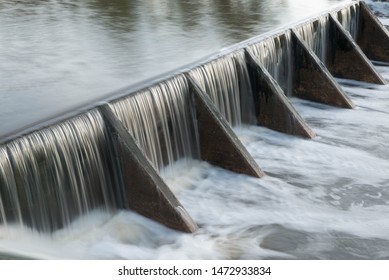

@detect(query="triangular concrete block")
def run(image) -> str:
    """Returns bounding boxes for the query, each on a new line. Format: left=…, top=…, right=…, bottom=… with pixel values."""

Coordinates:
left=100, top=105, right=198, bottom=233
left=291, top=30, right=355, bottom=108
left=327, top=14, right=386, bottom=84
left=357, top=2, right=389, bottom=63
left=187, top=75, right=265, bottom=178
left=245, top=49, right=316, bottom=139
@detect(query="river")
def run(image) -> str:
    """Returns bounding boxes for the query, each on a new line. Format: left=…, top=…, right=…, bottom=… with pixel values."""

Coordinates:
left=0, top=0, right=389, bottom=259
left=1, top=0, right=345, bottom=138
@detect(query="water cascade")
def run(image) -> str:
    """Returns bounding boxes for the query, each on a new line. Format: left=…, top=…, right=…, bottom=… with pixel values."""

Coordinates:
left=335, top=2, right=360, bottom=40
left=342, top=1, right=389, bottom=63
left=0, top=0, right=388, bottom=244
left=294, top=16, right=329, bottom=64
left=188, top=51, right=256, bottom=126
left=109, top=75, right=199, bottom=172
left=0, top=110, right=120, bottom=232
left=294, top=4, right=386, bottom=84
left=247, top=33, right=293, bottom=96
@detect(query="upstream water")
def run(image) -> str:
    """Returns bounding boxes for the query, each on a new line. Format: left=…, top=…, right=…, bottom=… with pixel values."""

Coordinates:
left=1, top=0, right=389, bottom=259
left=0, top=0, right=345, bottom=138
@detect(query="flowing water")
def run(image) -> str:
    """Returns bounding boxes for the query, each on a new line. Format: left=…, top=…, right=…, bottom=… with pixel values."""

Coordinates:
left=247, top=32, right=293, bottom=96
left=0, top=110, right=121, bottom=232
left=1, top=0, right=389, bottom=260
left=188, top=50, right=256, bottom=126
left=0, top=0, right=346, bottom=139
left=294, top=17, right=329, bottom=63
left=109, top=75, right=199, bottom=172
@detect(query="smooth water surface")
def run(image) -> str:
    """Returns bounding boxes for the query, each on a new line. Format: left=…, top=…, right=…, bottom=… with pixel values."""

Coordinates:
left=0, top=0, right=344, bottom=138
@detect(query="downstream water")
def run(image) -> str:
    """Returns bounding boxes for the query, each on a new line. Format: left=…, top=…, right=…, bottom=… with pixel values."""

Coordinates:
left=1, top=0, right=389, bottom=259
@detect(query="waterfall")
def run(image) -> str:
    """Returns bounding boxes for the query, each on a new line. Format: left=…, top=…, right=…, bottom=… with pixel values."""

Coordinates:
left=0, top=147, right=21, bottom=226
left=295, top=16, right=329, bottom=64
left=188, top=50, right=256, bottom=126
left=247, top=32, right=293, bottom=96
left=0, top=110, right=120, bottom=232
left=109, top=75, right=200, bottom=172
left=335, top=3, right=359, bottom=40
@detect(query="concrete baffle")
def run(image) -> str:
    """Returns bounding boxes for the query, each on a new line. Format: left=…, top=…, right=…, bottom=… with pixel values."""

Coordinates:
left=100, top=105, right=198, bottom=233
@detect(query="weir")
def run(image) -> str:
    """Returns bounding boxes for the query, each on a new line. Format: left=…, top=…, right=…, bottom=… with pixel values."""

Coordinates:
left=0, top=1, right=388, bottom=233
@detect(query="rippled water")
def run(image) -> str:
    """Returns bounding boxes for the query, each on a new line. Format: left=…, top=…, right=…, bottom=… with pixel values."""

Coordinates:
left=1, top=0, right=389, bottom=259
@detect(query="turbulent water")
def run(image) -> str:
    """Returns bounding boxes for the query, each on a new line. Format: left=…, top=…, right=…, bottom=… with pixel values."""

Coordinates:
left=1, top=61, right=389, bottom=260
left=1, top=0, right=389, bottom=260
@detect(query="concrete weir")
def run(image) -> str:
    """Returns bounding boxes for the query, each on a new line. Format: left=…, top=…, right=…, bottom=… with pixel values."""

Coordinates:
left=290, top=30, right=355, bottom=108
left=245, top=49, right=316, bottom=138
left=356, top=1, right=389, bottom=63
left=326, top=14, right=386, bottom=84
left=100, top=105, right=198, bottom=233
left=186, top=76, right=265, bottom=178
left=0, top=1, right=388, bottom=233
